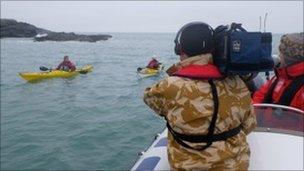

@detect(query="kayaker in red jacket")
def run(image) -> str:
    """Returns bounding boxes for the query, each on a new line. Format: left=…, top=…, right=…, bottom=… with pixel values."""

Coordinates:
left=253, top=33, right=304, bottom=111
left=56, top=55, right=76, bottom=71
left=146, top=57, right=160, bottom=69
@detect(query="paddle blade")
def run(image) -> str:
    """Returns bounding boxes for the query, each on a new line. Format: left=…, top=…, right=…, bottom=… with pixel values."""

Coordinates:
left=137, top=67, right=143, bottom=72
left=79, top=70, right=88, bottom=74
left=39, top=66, right=49, bottom=71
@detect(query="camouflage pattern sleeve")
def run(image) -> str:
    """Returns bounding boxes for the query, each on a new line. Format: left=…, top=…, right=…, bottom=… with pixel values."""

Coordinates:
left=143, top=79, right=169, bottom=117
left=242, top=106, right=257, bottom=135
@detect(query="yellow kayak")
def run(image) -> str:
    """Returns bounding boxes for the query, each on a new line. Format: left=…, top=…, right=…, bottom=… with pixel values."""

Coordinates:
left=19, top=65, right=93, bottom=82
left=137, top=64, right=164, bottom=78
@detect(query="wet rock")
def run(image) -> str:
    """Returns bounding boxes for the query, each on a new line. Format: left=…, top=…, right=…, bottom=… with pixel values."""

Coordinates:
left=1, top=19, right=49, bottom=38
left=34, top=32, right=112, bottom=42
left=1, top=19, right=112, bottom=42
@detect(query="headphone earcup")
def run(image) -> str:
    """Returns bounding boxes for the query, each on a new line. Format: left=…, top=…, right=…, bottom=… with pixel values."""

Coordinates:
left=174, top=42, right=181, bottom=55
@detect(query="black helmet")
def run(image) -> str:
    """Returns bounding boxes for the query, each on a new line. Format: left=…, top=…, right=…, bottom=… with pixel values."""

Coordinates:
left=174, top=22, right=214, bottom=57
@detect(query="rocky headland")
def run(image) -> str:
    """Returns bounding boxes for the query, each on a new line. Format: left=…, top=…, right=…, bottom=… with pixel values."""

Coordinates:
left=0, top=19, right=112, bottom=42
left=34, top=32, right=112, bottom=42
left=1, top=19, right=49, bottom=38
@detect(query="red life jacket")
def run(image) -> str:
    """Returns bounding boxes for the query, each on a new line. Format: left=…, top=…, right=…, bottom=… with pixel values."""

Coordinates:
left=57, top=60, right=76, bottom=71
left=253, top=61, right=304, bottom=111
left=147, top=59, right=159, bottom=69
left=172, top=64, right=223, bottom=79
left=253, top=62, right=304, bottom=132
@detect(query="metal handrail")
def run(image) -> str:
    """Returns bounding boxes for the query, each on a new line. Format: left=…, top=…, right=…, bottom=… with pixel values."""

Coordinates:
left=253, top=103, right=304, bottom=114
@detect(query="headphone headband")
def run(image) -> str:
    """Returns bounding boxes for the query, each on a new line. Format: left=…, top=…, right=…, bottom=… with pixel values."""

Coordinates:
left=174, top=21, right=214, bottom=55
left=174, top=21, right=213, bottom=44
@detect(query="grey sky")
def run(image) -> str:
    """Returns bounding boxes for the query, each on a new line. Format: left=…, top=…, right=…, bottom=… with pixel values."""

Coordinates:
left=1, top=1, right=303, bottom=33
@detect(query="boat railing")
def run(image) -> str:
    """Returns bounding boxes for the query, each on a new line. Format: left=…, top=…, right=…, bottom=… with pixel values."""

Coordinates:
left=253, top=103, right=304, bottom=135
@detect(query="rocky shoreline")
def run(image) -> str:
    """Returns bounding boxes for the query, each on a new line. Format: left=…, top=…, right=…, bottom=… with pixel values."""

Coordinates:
left=34, top=32, right=112, bottom=42
left=1, top=19, right=112, bottom=42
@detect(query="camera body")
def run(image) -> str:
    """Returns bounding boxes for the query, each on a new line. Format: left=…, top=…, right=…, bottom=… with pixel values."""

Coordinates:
left=213, top=23, right=274, bottom=75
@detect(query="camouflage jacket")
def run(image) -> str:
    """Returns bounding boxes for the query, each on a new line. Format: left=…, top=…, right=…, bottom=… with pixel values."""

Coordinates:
left=143, top=54, right=257, bottom=170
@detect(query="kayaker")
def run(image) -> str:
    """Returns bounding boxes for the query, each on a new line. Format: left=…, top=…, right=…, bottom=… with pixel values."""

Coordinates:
left=56, top=55, right=76, bottom=71
left=143, top=22, right=256, bottom=170
left=253, top=33, right=304, bottom=111
left=146, top=57, right=160, bottom=69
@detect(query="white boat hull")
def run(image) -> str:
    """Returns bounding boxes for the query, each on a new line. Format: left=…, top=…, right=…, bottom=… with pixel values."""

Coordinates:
left=132, top=129, right=303, bottom=170
left=132, top=104, right=304, bottom=170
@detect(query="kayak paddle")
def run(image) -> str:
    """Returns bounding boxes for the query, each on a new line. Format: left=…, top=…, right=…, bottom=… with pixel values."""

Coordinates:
left=78, top=70, right=89, bottom=74
left=39, top=66, right=51, bottom=71
left=137, top=67, right=143, bottom=72
left=39, top=65, right=90, bottom=74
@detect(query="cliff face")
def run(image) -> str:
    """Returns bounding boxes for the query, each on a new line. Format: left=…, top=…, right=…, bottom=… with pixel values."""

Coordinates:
left=0, top=19, right=49, bottom=38
left=0, top=19, right=112, bottom=42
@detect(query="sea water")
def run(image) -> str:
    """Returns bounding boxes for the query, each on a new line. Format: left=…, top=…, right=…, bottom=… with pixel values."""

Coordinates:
left=0, top=33, right=282, bottom=170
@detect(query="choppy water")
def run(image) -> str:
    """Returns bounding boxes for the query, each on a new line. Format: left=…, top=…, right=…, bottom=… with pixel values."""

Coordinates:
left=1, top=33, right=282, bottom=170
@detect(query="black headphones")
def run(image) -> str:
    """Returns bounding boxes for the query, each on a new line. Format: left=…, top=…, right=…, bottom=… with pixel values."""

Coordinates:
left=174, top=21, right=214, bottom=56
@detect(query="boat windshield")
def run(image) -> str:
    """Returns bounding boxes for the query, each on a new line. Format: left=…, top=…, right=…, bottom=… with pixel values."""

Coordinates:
left=254, top=104, right=304, bottom=133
